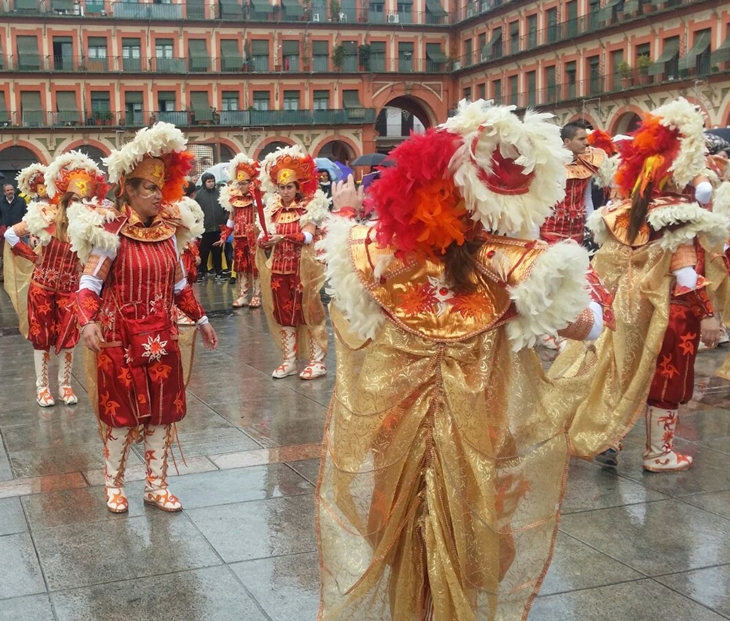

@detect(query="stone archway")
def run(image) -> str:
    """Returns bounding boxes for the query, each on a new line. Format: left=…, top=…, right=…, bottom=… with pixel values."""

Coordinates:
left=374, top=96, right=432, bottom=152
left=0, top=145, right=40, bottom=187
left=219, top=143, right=236, bottom=162
left=316, top=140, right=355, bottom=163
left=256, top=140, right=292, bottom=161
left=612, top=111, right=642, bottom=135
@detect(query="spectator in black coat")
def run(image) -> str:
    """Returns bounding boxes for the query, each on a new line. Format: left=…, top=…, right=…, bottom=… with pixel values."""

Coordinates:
left=195, top=173, right=228, bottom=280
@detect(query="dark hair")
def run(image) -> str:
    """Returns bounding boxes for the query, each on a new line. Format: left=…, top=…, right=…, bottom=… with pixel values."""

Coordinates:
left=443, top=239, right=489, bottom=295
left=561, top=120, right=589, bottom=141
left=627, top=182, right=654, bottom=244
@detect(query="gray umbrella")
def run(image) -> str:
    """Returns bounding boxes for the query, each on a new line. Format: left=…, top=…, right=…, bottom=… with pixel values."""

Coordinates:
left=706, top=128, right=730, bottom=142
left=351, top=153, right=388, bottom=167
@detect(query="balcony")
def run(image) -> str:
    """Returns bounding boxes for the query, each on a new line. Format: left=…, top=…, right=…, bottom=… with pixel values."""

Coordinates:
left=0, top=0, right=714, bottom=24
left=0, top=108, right=377, bottom=129
left=0, top=54, right=450, bottom=74
left=0, top=0, right=452, bottom=24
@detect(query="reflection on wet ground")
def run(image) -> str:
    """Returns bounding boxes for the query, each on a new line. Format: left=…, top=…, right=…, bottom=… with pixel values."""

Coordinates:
left=0, top=281, right=729, bottom=620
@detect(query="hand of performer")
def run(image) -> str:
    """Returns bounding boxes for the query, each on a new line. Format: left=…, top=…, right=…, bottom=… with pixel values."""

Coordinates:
left=332, top=174, right=365, bottom=213
left=700, top=315, right=722, bottom=349
left=199, top=322, right=218, bottom=350
left=81, top=322, right=104, bottom=353
left=261, top=234, right=283, bottom=248
left=195, top=256, right=201, bottom=266
left=213, top=239, right=225, bottom=247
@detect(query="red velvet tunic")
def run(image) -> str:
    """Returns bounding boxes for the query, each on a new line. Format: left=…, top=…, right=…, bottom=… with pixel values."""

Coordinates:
left=77, top=206, right=206, bottom=428
left=27, top=236, right=80, bottom=352
left=540, top=175, right=592, bottom=244
left=229, top=189, right=258, bottom=278
left=270, top=204, right=307, bottom=326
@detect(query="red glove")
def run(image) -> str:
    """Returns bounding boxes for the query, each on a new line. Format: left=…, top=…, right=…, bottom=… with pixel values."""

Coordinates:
left=219, top=225, right=233, bottom=245
left=11, top=241, right=38, bottom=264
left=174, top=285, right=206, bottom=323
left=76, top=288, right=102, bottom=326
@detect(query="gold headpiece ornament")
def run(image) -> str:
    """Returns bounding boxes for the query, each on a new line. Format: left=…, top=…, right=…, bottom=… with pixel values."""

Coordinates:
left=128, top=156, right=166, bottom=189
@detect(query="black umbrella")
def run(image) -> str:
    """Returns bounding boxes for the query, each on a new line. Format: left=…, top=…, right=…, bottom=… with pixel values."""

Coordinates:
left=0, top=171, right=5, bottom=179
left=351, top=153, right=388, bottom=167
left=706, top=128, right=730, bottom=142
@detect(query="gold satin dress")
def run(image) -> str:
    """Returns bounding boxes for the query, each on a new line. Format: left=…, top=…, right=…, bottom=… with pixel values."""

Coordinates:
left=316, top=227, right=602, bottom=621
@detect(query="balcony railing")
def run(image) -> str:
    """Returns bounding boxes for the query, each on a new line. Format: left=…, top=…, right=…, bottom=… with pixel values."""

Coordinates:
left=0, top=108, right=377, bottom=129
left=0, top=0, right=712, bottom=26
left=0, top=54, right=451, bottom=74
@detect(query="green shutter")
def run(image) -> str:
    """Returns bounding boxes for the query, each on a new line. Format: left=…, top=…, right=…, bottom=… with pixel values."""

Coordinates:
left=342, top=90, right=362, bottom=108
left=17, top=36, right=40, bottom=70
left=281, top=0, right=304, bottom=16
left=678, top=32, right=710, bottom=71
left=190, top=92, right=213, bottom=121
left=188, top=39, right=210, bottom=71
left=648, top=38, right=679, bottom=75
left=711, top=34, right=730, bottom=64
left=425, top=0, right=447, bottom=16
left=282, top=40, right=299, bottom=55
left=425, top=43, right=448, bottom=63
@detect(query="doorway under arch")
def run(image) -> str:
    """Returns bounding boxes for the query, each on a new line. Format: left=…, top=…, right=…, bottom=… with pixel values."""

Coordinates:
left=317, top=140, right=355, bottom=163
left=257, top=141, right=292, bottom=161
left=612, top=111, right=642, bottom=135
left=0, top=146, right=40, bottom=187
left=375, top=96, right=431, bottom=152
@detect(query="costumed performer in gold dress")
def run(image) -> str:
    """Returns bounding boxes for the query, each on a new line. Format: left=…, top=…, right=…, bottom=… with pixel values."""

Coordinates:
left=550, top=98, right=727, bottom=471
left=315, top=101, right=615, bottom=621
left=69, top=122, right=218, bottom=513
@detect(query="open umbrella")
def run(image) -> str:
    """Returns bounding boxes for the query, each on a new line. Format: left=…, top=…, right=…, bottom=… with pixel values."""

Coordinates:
left=334, top=161, right=354, bottom=179
left=314, top=157, right=341, bottom=182
left=351, top=153, right=388, bottom=167
left=196, top=162, right=230, bottom=186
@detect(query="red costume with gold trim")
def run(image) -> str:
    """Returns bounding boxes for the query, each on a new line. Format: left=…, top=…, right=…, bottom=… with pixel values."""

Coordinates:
left=75, top=204, right=205, bottom=428
left=5, top=154, right=107, bottom=408
left=10, top=204, right=80, bottom=353
left=219, top=157, right=261, bottom=308
left=540, top=147, right=606, bottom=243
left=257, top=145, right=330, bottom=380
left=70, top=122, right=208, bottom=514
left=552, top=98, right=724, bottom=474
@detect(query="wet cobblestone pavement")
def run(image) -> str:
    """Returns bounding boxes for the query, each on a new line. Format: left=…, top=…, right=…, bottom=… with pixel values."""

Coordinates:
left=0, top=279, right=729, bottom=620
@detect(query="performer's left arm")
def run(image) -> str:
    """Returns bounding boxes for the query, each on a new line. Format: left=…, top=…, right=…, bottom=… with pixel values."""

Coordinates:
left=172, top=240, right=218, bottom=350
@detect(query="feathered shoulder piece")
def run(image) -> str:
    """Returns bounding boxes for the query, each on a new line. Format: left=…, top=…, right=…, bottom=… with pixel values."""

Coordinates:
left=67, top=199, right=124, bottom=264
left=647, top=195, right=729, bottom=252
left=318, top=214, right=592, bottom=350
left=23, top=201, right=55, bottom=245
left=219, top=184, right=234, bottom=213
left=300, top=189, right=330, bottom=227
left=167, top=197, right=205, bottom=250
